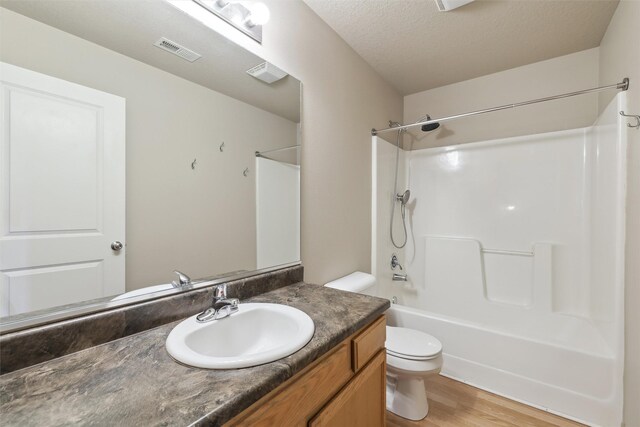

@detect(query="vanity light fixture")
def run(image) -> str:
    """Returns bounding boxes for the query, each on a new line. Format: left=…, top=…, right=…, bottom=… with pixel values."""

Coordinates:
left=192, top=0, right=270, bottom=43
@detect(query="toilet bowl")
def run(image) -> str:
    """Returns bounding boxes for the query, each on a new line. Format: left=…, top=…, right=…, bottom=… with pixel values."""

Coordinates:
left=385, top=326, right=443, bottom=421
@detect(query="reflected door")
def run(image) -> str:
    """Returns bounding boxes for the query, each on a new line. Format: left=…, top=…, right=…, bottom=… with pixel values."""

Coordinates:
left=0, top=62, right=125, bottom=316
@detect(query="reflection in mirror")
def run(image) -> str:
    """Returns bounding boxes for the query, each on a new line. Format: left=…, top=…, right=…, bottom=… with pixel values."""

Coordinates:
left=0, top=0, right=301, bottom=329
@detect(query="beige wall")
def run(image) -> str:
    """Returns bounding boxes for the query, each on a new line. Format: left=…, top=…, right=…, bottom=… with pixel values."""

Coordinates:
left=190, top=1, right=404, bottom=284
left=403, top=48, right=600, bottom=149
left=0, top=9, right=298, bottom=290
left=598, top=2, right=640, bottom=425
left=261, top=2, right=404, bottom=285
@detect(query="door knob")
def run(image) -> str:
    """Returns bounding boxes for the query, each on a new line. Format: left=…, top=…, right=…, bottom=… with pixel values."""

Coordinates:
left=111, top=241, right=124, bottom=251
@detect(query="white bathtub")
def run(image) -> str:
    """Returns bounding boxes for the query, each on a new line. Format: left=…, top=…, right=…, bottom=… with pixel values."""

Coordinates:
left=385, top=303, right=621, bottom=426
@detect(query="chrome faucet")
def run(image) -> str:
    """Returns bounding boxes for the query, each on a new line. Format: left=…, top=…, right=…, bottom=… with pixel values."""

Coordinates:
left=392, top=273, right=408, bottom=282
left=172, top=270, right=192, bottom=288
left=196, top=283, right=239, bottom=322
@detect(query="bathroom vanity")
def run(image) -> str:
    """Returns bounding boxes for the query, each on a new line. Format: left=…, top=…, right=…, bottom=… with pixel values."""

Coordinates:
left=0, top=276, right=389, bottom=426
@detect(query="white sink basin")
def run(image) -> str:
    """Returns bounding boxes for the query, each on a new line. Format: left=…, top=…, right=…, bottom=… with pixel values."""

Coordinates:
left=111, top=283, right=174, bottom=301
left=166, top=303, right=315, bottom=369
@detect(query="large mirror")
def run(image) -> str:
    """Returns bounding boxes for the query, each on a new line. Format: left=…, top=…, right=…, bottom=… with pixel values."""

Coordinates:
left=0, top=0, right=301, bottom=329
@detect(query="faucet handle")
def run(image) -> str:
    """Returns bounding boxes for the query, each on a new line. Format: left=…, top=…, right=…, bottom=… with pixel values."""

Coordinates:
left=172, top=270, right=191, bottom=288
left=214, top=283, right=227, bottom=300
left=391, top=254, right=403, bottom=271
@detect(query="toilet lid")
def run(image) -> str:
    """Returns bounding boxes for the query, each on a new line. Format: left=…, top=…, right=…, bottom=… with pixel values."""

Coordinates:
left=386, top=326, right=442, bottom=359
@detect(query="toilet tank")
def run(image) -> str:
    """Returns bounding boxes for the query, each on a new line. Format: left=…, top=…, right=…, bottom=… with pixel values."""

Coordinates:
left=324, top=272, right=376, bottom=294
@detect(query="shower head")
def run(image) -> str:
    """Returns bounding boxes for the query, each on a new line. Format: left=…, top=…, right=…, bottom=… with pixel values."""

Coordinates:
left=422, top=122, right=440, bottom=132
left=396, top=189, right=410, bottom=205
left=417, top=114, right=440, bottom=132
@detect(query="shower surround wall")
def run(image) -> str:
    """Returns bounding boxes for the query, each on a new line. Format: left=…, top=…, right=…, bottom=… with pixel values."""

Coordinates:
left=370, top=134, right=408, bottom=292
left=372, top=94, right=626, bottom=426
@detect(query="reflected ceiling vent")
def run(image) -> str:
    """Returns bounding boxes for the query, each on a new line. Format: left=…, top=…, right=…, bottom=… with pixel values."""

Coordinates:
left=435, top=0, right=474, bottom=11
left=246, top=62, right=288, bottom=84
left=153, top=37, right=201, bottom=62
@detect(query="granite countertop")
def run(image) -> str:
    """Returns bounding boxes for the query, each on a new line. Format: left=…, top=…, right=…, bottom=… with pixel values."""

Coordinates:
left=0, top=282, right=390, bottom=426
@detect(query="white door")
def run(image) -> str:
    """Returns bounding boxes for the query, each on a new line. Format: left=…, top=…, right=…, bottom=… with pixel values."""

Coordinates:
left=0, top=62, right=126, bottom=316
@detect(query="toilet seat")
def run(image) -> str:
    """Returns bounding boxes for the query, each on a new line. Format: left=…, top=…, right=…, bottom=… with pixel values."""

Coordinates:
left=386, top=326, right=442, bottom=360
left=387, top=349, right=438, bottom=361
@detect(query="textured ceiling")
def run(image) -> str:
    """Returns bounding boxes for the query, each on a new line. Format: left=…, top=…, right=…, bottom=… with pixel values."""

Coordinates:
left=304, top=0, right=619, bottom=95
left=0, top=0, right=300, bottom=122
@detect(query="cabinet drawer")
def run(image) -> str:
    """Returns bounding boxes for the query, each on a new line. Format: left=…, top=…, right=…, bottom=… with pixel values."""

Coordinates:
left=351, top=315, right=386, bottom=372
left=227, top=342, right=353, bottom=426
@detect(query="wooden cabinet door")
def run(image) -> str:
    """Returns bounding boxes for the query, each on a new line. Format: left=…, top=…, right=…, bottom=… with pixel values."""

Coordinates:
left=309, top=350, right=386, bottom=427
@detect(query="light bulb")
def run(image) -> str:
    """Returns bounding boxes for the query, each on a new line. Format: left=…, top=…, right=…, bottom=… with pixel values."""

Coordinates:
left=245, top=2, right=270, bottom=27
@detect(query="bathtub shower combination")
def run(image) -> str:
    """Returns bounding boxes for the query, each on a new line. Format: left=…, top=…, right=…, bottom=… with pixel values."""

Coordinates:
left=371, top=93, right=628, bottom=426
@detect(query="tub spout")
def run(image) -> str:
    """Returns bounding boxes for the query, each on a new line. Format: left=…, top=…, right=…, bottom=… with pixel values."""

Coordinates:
left=393, top=273, right=408, bottom=282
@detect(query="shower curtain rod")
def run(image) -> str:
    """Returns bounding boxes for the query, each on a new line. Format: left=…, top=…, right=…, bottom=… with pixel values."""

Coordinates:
left=371, top=78, right=629, bottom=136
left=255, top=144, right=300, bottom=157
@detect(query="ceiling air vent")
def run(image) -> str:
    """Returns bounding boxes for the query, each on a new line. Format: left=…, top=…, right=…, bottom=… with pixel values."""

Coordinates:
left=153, top=37, right=201, bottom=62
left=246, top=62, right=288, bottom=84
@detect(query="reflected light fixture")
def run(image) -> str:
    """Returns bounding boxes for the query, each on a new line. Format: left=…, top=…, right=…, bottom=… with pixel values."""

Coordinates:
left=245, top=2, right=270, bottom=27
left=435, top=0, right=474, bottom=11
left=192, top=0, right=270, bottom=43
left=444, top=151, right=460, bottom=169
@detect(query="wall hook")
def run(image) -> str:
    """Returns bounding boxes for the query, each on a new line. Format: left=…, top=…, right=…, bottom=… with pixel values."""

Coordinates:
left=191, top=158, right=197, bottom=170
left=219, top=142, right=225, bottom=152
left=243, top=167, right=249, bottom=177
left=620, top=111, right=640, bottom=129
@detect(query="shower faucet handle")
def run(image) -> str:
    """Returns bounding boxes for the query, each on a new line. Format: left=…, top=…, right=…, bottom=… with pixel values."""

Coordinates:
left=391, top=254, right=403, bottom=270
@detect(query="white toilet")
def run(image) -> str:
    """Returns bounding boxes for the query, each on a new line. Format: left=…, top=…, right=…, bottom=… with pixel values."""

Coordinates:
left=385, top=326, right=443, bottom=420
left=325, top=272, right=444, bottom=421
